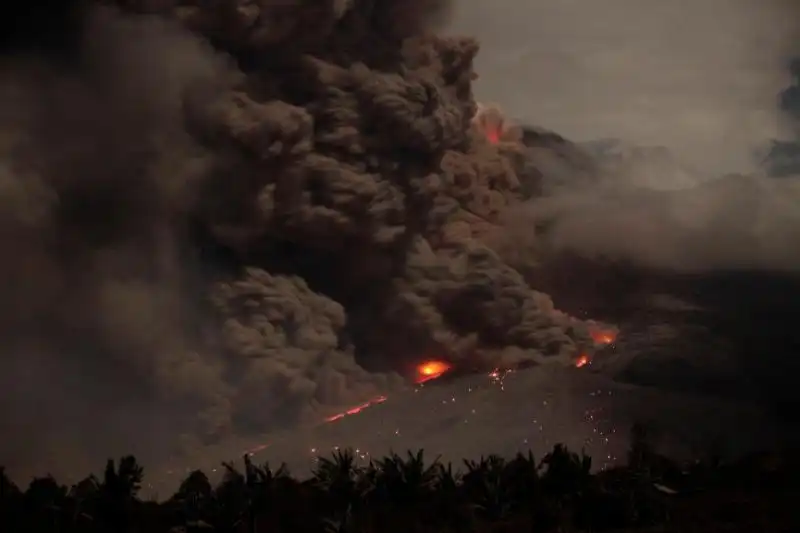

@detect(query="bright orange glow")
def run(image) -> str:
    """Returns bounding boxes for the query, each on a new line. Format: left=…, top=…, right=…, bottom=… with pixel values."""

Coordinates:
left=415, top=360, right=451, bottom=384
left=484, top=126, right=501, bottom=144
left=324, top=395, right=387, bottom=423
left=590, top=328, right=617, bottom=345
left=575, top=354, right=590, bottom=368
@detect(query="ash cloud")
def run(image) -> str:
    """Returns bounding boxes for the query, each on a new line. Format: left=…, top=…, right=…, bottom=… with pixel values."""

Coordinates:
left=452, top=0, right=800, bottom=273
left=0, top=0, right=592, bottom=480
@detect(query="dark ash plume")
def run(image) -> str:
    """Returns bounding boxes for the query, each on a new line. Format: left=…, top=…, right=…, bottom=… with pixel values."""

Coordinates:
left=0, top=1, right=591, bottom=480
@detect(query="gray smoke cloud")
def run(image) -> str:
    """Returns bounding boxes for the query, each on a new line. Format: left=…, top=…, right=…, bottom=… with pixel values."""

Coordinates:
left=517, top=173, right=800, bottom=272
left=450, top=0, right=800, bottom=272
left=0, top=0, right=602, bottom=482
left=0, top=7, right=241, bottom=477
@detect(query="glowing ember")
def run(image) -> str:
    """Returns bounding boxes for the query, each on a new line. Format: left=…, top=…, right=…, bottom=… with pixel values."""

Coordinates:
left=472, top=103, right=520, bottom=146
left=485, top=127, right=501, bottom=144
left=415, top=360, right=451, bottom=383
left=590, top=328, right=617, bottom=345
left=575, top=354, right=590, bottom=368
left=324, top=395, right=387, bottom=423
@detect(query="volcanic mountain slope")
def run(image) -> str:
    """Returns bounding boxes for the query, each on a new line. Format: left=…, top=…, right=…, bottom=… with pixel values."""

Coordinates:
left=517, top=189, right=800, bottom=424
left=144, top=363, right=781, bottom=497
left=496, top=120, right=800, bottom=419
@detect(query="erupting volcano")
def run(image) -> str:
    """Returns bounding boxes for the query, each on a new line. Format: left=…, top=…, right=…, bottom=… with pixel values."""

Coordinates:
left=415, top=360, right=452, bottom=383
left=575, top=354, right=590, bottom=368
left=3, top=0, right=800, bottom=485
left=590, top=327, right=618, bottom=346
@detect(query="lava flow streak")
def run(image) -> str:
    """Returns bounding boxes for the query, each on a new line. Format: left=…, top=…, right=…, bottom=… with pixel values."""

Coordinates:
left=324, top=395, right=388, bottom=423
left=324, top=360, right=452, bottom=424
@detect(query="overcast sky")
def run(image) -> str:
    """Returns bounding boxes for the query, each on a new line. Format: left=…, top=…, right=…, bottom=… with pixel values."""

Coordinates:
left=447, top=0, right=800, bottom=174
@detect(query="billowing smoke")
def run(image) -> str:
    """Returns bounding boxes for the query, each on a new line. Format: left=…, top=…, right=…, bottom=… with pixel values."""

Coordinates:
left=0, top=1, right=594, bottom=479
left=511, top=171, right=800, bottom=272
left=453, top=0, right=800, bottom=273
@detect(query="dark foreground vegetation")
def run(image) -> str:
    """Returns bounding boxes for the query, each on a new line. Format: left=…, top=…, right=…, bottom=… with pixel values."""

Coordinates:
left=2, top=426, right=798, bottom=533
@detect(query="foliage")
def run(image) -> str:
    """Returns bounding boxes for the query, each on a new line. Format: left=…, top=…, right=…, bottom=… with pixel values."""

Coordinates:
left=1, top=429, right=799, bottom=533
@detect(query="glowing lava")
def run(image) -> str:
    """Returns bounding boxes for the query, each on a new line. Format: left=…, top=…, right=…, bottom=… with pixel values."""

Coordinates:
left=324, top=395, right=387, bottom=423
left=575, top=354, right=590, bottom=368
left=322, top=359, right=452, bottom=425
left=484, top=126, right=501, bottom=144
left=415, top=360, right=451, bottom=384
left=590, top=328, right=617, bottom=345
left=473, top=104, right=510, bottom=145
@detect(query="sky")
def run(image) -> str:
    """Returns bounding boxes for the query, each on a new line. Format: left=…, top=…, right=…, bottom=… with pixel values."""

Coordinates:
left=448, top=0, right=800, bottom=174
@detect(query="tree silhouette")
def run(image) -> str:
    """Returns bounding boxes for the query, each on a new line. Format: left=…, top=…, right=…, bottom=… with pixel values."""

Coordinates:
left=313, top=448, right=364, bottom=513
left=462, top=454, right=513, bottom=522
left=98, top=456, right=144, bottom=532
left=24, top=475, right=68, bottom=533
left=214, top=458, right=248, bottom=531
left=372, top=449, right=440, bottom=505
left=172, top=470, right=213, bottom=529
left=1, top=430, right=798, bottom=533
left=0, top=467, right=19, bottom=499
left=67, top=474, right=100, bottom=527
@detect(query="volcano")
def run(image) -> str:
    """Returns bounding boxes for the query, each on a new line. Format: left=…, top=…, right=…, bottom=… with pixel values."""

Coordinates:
left=2, top=0, right=799, bottom=489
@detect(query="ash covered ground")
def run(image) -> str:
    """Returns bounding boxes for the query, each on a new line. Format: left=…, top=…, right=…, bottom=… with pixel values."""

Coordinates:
left=2, top=0, right=800, bottom=489
left=144, top=362, right=781, bottom=496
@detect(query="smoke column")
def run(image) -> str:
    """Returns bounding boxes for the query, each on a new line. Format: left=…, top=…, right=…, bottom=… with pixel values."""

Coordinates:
left=0, top=0, right=597, bottom=480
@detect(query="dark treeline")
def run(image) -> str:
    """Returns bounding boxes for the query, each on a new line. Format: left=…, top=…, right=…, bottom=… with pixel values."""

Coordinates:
left=1, top=425, right=799, bottom=533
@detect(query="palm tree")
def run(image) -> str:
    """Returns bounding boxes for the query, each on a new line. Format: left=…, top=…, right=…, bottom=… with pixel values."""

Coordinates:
left=538, top=444, right=593, bottom=531
left=462, top=454, right=513, bottom=522
left=540, top=444, right=592, bottom=500
left=373, top=449, right=441, bottom=506
left=503, top=451, right=539, bottom=512
left=358, top=449, right=441, bottom=530
left=313, top=448, right=363, bottom=503
left=243, top=454, right=291, bottom=533
left=432, top=461, right=472, bottom=530
left=215, top=459, right=248, bottom=532
left=313, top=449, right=365, bottom=532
